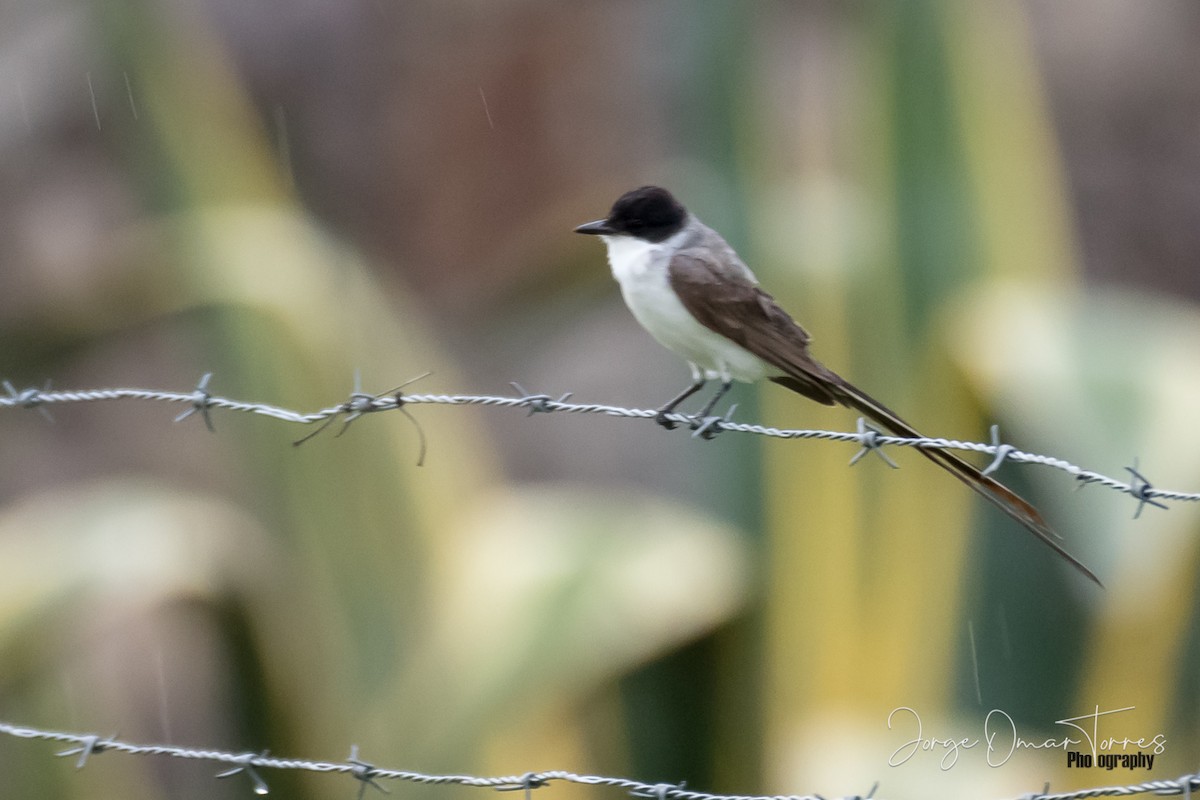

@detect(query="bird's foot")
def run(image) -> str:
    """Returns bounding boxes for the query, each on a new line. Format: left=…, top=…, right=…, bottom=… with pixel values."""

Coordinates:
left=654, top=408, right=680, bottom=430
left=689, top=415, right=724, bottom=440
left=687, top=402, right=737, bottom=440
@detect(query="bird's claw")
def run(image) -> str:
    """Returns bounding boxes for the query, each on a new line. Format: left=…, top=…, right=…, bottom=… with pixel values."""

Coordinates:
left=689, top=415, right=724, bottom=440
left=654, top=409, right=679, bottom=430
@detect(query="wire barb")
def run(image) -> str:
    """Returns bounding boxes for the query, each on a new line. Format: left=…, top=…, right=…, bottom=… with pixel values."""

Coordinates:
left=56, top=733, right=110, bottom=769
left=509, top=382, right=572, bottom=416
left=3, top=379, right=54, bottom=423
left=174, top=372, right=216, bottom=432
left=1126, top=459, right=1169, bottom=519
left=849, top=418, right=898, bottom=469
left=496, top=771, right=549, bottom=800
left=293, top=372, right=398, bottom=446
left=632, top=782, right=686, bottom=800
left=690, top=404, right=738, bottom=440
left=348, top=745, right=390, bottom=799
left=215, top=751, right=271, bottom=795
left=982, top=424, right=1015, bottom=477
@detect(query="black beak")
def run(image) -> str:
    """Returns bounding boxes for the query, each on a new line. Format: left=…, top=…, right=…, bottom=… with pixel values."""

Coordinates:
left=574, top=218, right=615, bottom=235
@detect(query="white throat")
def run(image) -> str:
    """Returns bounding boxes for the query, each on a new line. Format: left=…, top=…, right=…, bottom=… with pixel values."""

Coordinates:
left=598, top=228, right=688, bottom=283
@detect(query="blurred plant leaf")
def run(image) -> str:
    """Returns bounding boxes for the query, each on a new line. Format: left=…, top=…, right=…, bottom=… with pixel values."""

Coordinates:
left=757, top=1, right=1089, bottom=789
left=951, top=281, right=1200, bottom=748
left=377, top=486, right=750, bottom=775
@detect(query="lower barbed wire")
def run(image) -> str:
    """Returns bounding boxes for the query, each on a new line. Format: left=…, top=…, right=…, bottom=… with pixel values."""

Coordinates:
left=0, top=720, right=1193, bottom=800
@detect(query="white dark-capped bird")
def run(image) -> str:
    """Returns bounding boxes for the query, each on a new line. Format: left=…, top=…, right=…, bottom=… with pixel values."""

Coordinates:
left=575, top=185, right=1099, bottom=586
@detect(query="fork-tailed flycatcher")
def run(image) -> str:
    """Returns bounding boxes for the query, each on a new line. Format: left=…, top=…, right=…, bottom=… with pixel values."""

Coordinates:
left=575, top=185, right=1099, bottom=585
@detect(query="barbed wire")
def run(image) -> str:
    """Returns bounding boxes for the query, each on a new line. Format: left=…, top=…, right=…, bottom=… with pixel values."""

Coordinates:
left=1, top=375, right=1196, bottom=511
left=0, top=720, right=1195, bottom=800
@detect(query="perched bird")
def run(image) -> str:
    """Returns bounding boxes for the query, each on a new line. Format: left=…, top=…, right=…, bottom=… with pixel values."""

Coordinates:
left=575, top=185, right=1099, bottom=585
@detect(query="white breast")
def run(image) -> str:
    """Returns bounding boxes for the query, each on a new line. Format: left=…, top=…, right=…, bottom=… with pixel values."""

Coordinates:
left=601, top=232, right=771, bottom=384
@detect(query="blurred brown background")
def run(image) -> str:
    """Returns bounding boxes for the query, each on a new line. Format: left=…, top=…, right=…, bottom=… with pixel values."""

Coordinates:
left=2, top=2, right=1199, bottom=799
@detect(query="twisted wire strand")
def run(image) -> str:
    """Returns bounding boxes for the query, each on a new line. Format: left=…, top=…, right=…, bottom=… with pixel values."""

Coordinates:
left=0, top=381, right=1195, bottom=505
left=0, top=721, right=1191, bottom=800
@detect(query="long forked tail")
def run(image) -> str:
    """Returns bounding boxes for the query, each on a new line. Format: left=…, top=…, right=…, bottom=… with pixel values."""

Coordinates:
left=818, top=378, right=1101, bottom=586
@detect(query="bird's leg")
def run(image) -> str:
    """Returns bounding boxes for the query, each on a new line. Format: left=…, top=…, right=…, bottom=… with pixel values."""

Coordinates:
left=655, top=378, right=706, bottom=429
left=691, top=383, right=734, bottom=429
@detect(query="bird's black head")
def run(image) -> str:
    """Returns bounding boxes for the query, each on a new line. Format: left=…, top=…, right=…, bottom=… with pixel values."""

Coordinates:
left=574, top=186, right=688, bottom=242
